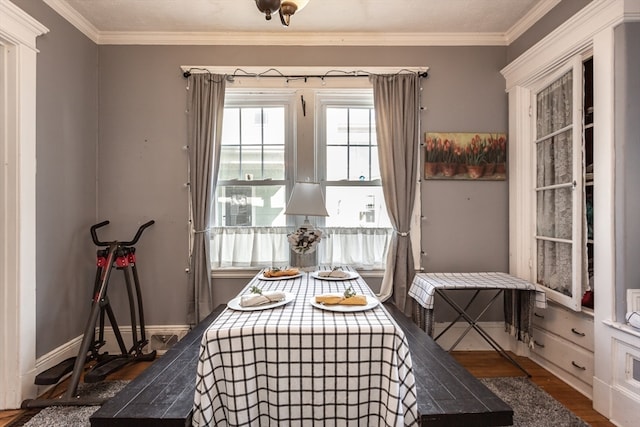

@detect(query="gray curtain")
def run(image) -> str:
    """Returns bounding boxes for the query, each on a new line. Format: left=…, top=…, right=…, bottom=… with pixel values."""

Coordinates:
left=186, top=73, right=226, bottom=325
left=371, top=74, right=420, bottom=315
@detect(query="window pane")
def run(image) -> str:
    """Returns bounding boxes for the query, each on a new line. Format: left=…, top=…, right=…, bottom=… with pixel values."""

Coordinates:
left=264, top=145, right=285, bottom=180
left=536, top=187, right=572, bottom=240
left=349, top=147, right=371, bottom=181
left=371, top=147, right=381, bottom=180
left=349, top=108, right=372, bottom=146
left=536, top=71, right=572, bottom=138
left=324, top=186, right=391, bottom=228
left=326, top=108, right=348, bottom=144
left=263, top=108, right=285, bottom=145
left=537, top=239, right=573, bottom=297
left=536, top=130, right=573, bottom=187
left=222, top=108, right=240, bottom=145
left=214, top=185, right=286, bottom=227
left=327, top=146, right=348, bottom=180
left=241, top=146, right=263, bottom=178
left=219, top=146, right=240, bottom=180
left=240, top=108, right=263, bottom=144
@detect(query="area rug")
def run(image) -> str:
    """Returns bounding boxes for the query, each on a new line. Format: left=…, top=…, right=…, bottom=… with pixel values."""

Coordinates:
left=10, top=381, right=129, bottom=427
left=481, top=377, right=590, bottom=427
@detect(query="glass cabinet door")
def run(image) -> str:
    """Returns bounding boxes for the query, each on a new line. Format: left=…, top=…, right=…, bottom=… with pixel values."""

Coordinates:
left=533, top=63, right=585, bottom=310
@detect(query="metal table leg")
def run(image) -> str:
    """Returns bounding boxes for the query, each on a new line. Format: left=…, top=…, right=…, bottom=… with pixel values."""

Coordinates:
left=434, top=289, right=531, bottom=377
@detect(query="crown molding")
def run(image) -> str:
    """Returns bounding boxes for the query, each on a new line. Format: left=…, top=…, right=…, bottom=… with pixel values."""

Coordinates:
left=94, top=31, right=507, bottom=46
left=504, top=0, right=562, bottom=44
left=501, top=0, right=636, bottom=89
left=43, top=0, right=99, bottom=43
left=1, top=0, right=49, bottom=49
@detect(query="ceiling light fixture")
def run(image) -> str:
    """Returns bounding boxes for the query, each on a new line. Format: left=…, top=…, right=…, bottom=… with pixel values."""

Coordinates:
left=254, top=0, right=309, bottom=26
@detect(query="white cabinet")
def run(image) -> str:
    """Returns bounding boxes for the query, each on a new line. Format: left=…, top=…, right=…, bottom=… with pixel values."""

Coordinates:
left=502, top=2, right=640, bottom=424
left=531, top=303, right=594, bottom=397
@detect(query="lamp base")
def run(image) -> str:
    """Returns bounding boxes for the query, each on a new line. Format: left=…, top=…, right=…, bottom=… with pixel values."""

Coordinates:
left=290, top=249, right=317, bottom=271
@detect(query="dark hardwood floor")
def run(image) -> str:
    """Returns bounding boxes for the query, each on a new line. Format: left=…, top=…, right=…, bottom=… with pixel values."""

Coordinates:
left=0, top=351, right=614, bottom=427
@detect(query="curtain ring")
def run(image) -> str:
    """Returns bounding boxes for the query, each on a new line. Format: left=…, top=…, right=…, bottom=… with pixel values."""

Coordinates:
left=396, top=230, right=410, bottom=237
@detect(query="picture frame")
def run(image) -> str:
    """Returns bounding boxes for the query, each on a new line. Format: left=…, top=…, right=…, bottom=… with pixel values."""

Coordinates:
left=424, top=132, right=507, bottom=180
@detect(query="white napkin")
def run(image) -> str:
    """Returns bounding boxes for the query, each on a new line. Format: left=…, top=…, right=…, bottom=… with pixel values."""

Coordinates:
left=240, top=291, right=286, bottom=307
left=318, top=270, right=349, bottom=278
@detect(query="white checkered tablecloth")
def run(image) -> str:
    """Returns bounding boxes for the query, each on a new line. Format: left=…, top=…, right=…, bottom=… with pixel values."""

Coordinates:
left=408, top=272, right=546, bottom=310
left=192, top=268, right=418, bottom=427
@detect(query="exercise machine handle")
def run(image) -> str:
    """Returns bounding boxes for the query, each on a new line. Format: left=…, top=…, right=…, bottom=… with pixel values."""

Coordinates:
left=121, top=220, right=155, bottom=246
left=91, top=221, right=111, bottom=246
left=90, top=220, right=155, bottom=246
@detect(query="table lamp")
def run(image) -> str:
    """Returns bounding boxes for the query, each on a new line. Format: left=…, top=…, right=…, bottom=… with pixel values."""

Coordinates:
left=285, top=182, right=329, bottom=269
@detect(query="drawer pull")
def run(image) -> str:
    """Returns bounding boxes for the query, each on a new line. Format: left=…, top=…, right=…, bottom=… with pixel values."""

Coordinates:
left=571, top=328, right=586, bottom=337
left=534, top=312, right=544, bottom=319
left=533, top=340, right=545, bottom=348
left=571, top=361, right=586, bottom=371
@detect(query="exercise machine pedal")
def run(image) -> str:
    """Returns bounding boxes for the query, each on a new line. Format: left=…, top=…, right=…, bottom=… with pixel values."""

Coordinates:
left=84, top=349, right=157, bottom=383
left=34, top=357, right=76, bottom=385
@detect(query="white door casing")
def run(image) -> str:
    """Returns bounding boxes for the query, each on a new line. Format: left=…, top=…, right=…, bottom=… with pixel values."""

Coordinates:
left=0, top=0, right=48, bottom=409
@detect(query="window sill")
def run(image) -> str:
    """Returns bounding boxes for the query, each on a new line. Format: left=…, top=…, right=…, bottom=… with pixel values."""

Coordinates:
left=602, top=319, right=640, bottom=339
left=210, top=268, right=386, bottom=279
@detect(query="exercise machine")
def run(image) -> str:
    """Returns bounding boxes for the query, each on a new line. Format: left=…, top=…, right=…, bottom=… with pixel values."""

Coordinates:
left=23, top=220, right=156, bottom=408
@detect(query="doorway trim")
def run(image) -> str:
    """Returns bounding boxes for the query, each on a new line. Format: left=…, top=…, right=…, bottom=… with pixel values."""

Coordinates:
left=0, top=0, right=48, bottom=409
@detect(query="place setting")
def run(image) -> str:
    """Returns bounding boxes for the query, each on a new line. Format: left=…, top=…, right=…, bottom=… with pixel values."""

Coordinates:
left=257, top=266, right=303, bottom=281
left=227, top=285, right=295, bottom=311
left=310, top=266, right=359, bottom=281
left=309, top=285, right=379, bottom=312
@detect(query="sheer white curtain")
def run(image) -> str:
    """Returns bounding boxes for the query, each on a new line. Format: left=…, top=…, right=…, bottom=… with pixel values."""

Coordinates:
left=210, top=227, right=392, bottom=269
left=535, top=71, right=574, bottom=296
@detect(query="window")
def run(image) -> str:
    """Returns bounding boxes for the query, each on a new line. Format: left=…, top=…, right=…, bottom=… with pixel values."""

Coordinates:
left=210, top=88, right=392, bottom=269
left=317, top=93, right=391, bottom=229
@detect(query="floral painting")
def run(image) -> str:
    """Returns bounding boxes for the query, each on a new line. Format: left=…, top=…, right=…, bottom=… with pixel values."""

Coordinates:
left=424, top=132, right=507, bottom=180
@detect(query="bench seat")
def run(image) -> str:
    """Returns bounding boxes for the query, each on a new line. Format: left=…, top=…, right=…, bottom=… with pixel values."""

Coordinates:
left=383, top=302, right=513, bottom=426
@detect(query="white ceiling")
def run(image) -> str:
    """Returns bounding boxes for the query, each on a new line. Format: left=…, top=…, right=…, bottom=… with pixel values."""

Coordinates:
left=42, top=0, right=560, bottom=45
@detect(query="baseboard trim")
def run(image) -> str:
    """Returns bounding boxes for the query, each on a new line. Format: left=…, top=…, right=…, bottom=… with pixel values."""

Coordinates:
left=34, top=325, right=191, bottom=378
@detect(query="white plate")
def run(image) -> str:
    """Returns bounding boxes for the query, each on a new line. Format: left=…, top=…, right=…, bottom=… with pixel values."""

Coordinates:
left=310, top=271, right=359, bottom=281
left=227, top=293, right=295, bottom=311
left=309, top=295, right=379, bottom=312
left=258, top=272, right=303, bottom=281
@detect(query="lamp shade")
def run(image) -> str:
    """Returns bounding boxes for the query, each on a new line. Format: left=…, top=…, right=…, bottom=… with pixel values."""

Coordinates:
left=285, top=182, right=329, bottom=218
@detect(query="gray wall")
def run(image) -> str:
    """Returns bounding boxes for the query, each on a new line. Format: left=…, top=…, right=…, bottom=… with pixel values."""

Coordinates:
left=615, top=22, right=640, bottom=321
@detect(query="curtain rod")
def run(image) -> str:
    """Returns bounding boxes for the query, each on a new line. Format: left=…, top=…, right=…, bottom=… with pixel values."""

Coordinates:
left=182, top=67, right=428, bottom=81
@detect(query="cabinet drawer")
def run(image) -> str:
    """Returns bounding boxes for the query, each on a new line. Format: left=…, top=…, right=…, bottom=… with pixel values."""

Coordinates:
left=532, top=304, right=594, bottom=351
left=531, top=326, right=594, bottom=385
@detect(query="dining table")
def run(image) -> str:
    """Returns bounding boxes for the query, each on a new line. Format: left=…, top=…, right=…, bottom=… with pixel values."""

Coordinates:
left=191, top=267, right=419, bottom=427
